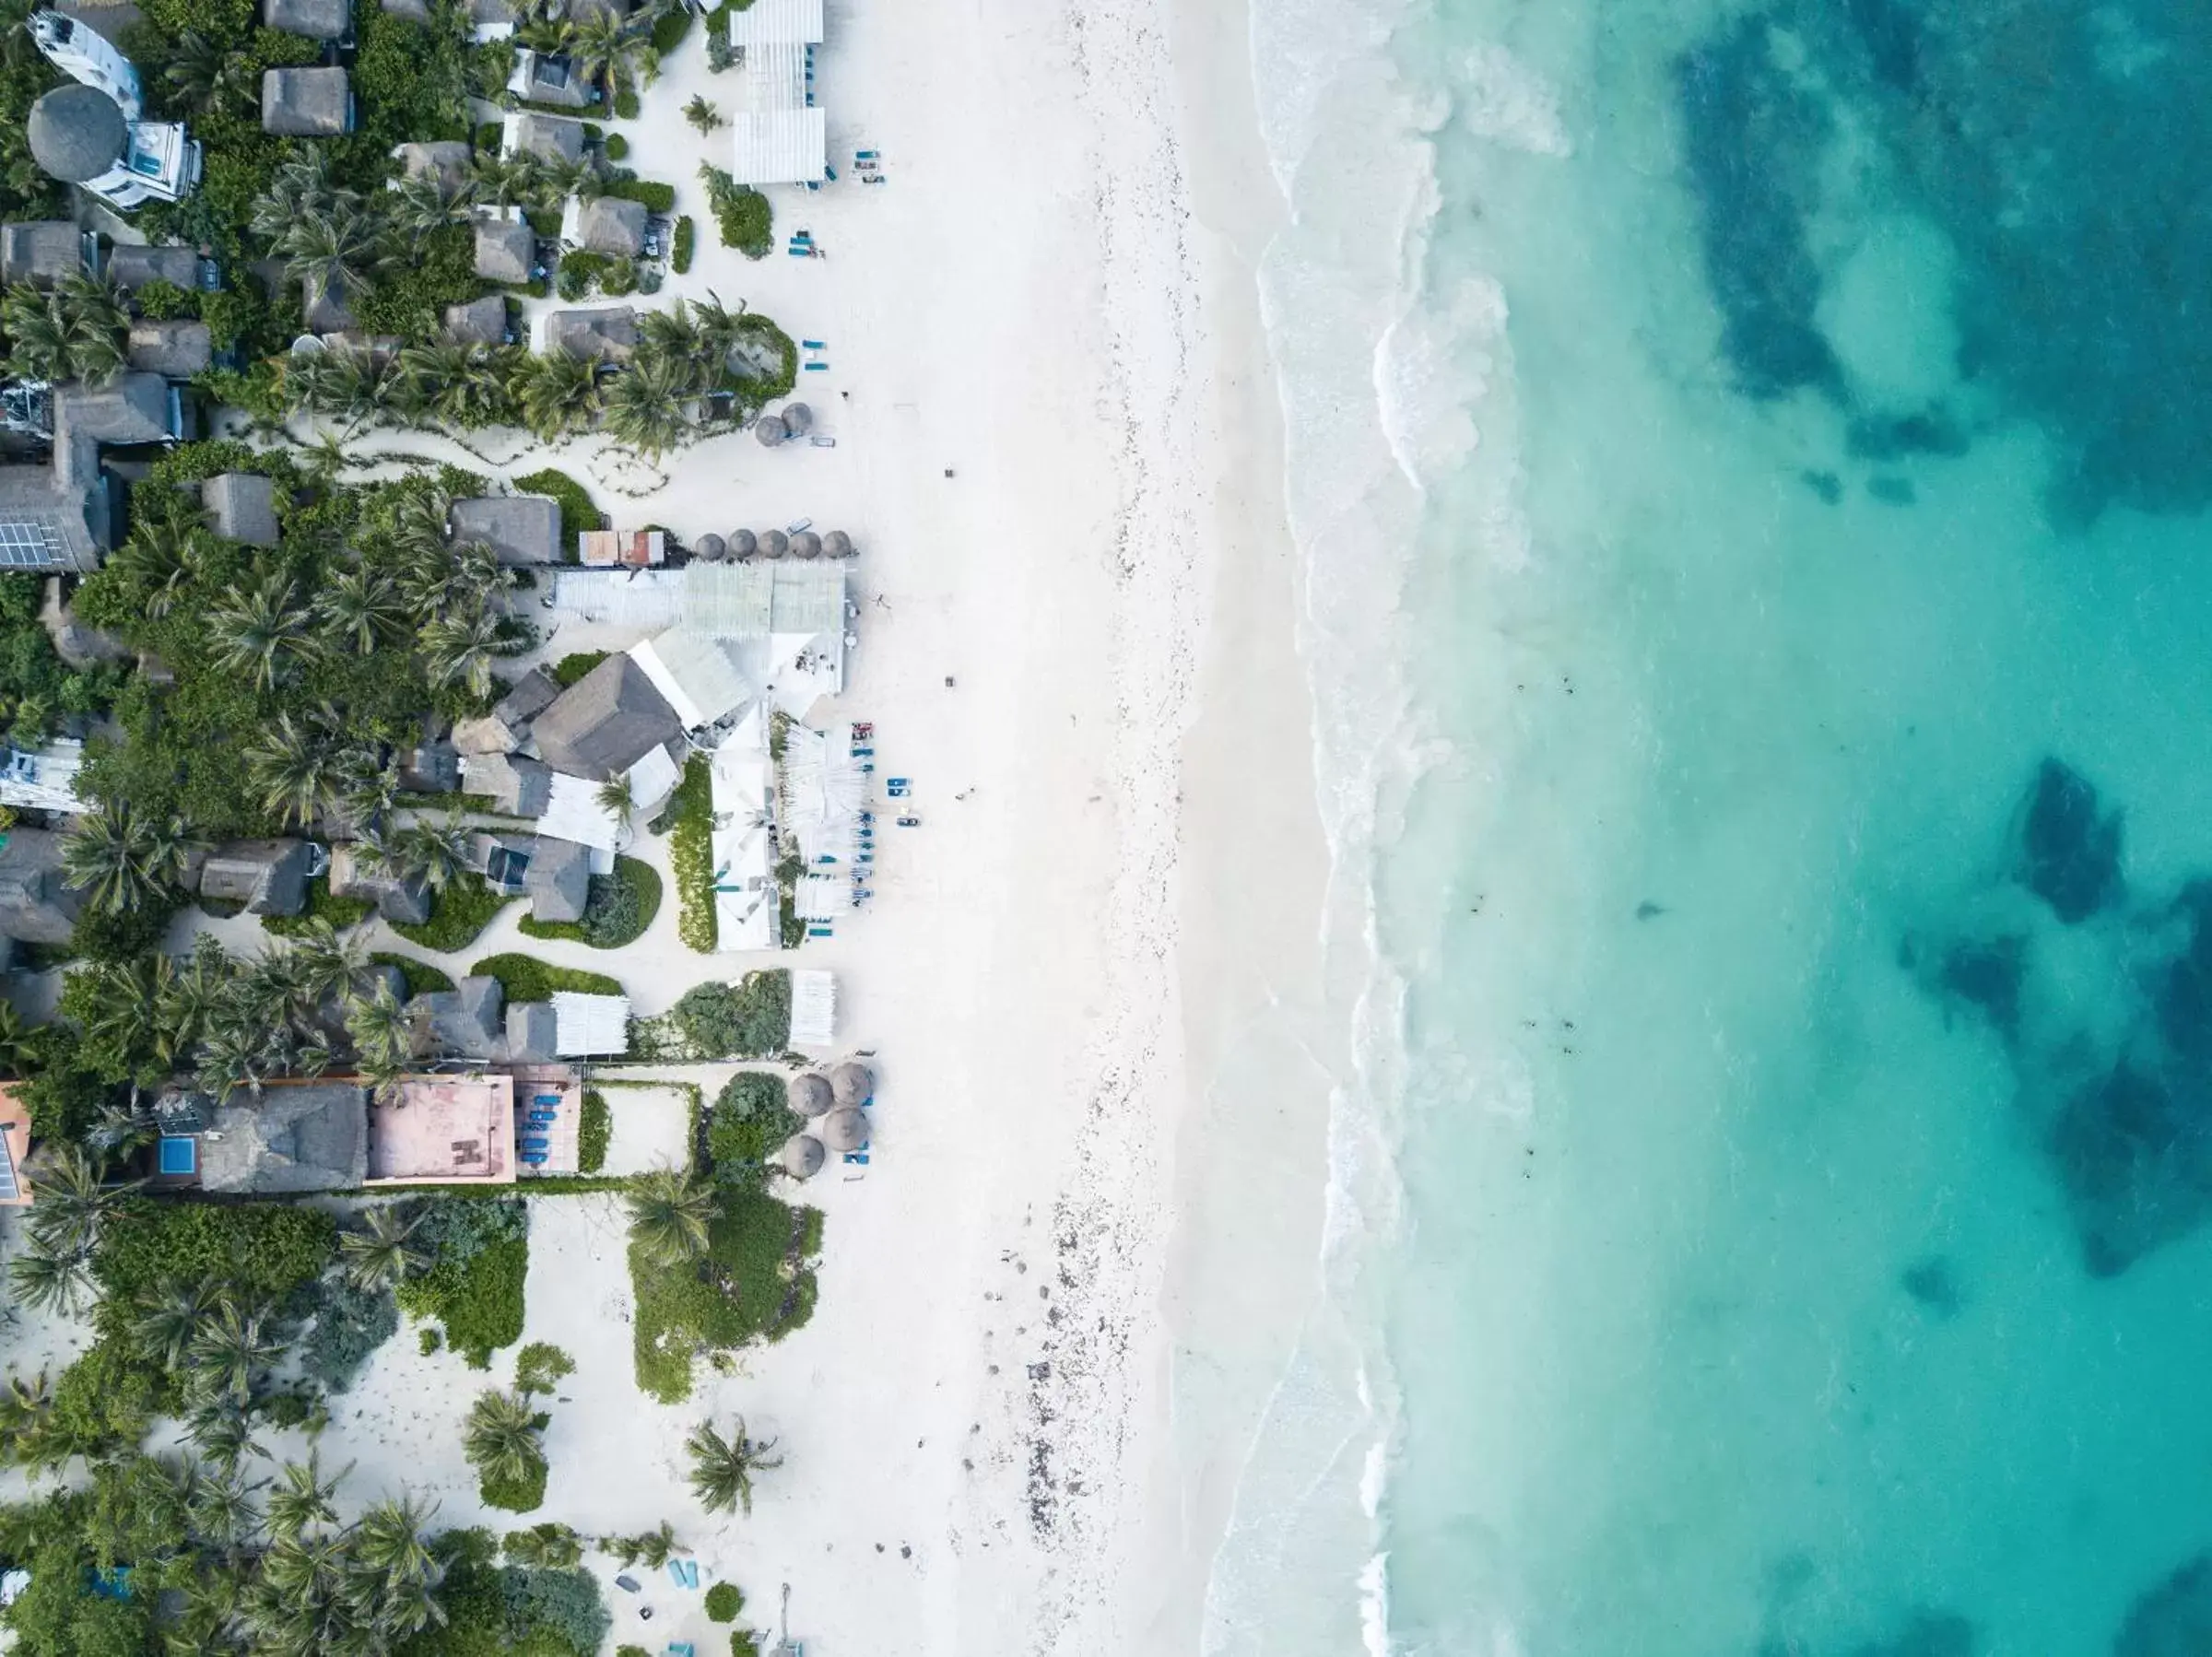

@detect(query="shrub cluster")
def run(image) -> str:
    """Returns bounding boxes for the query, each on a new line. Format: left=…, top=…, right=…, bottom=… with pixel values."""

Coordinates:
left=671, top=972, right=792, bottom=1059
left=395, top=1199, right=529, bottom=1367
left=708, top=1073, right=801, bottom=1188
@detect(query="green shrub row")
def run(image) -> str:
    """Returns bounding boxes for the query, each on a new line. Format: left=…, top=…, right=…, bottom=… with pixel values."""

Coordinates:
left=520, top=857, right=662, bottom=949
left=469, top=953, right=624, bottom=1005
left=665, top=755, right=716, bottom=951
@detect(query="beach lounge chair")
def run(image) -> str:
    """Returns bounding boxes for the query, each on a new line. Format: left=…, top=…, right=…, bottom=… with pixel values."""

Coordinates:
left=808, top=926, right=832, bottom=938
left=666, top=1645, right=695, bottom=1657
left=841, top=1151, right=869, bottom=1166
left=682, top=1560, right=700, bottom=1588
left=615, top=1575, right=641, bottom=1594
left=856, top=148, right=879, bottom=159
left=804, top=362, right=828, bottom=370
left=534, top=1092, right=561, bottom=1105
left=666, top=1561, right=686, bottom=1586
left=521, top=1138, right=550, bottom=1153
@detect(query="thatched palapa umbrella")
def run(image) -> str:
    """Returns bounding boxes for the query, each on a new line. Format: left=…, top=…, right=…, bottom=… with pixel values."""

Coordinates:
left=753, top=413, right=786, bottom=447
left=790, top=530, right=822, bottom=559
left=822, top=530, right=853, bottom=558
left=787, top=1072, right=833, bottom=1119
left=759, top=528, right=789, bottom=558
left=728, top=528, right=757, bottom=558
left=830, top=1061, right=874, bottom=1108
left=820, top=1107, right=868, bottom=1154
left=777, top=1134, right=826, bottom=1180
left=782, top=402, right=814, bottom=437
left=693, top=533, right=726, bottom=561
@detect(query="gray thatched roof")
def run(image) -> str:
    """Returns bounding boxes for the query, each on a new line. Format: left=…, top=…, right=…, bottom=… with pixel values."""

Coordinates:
left=753, top=414, right=785, bottom=448
left=530, top=653, right=680, bottom=781
left=789, top=530, right=820, bottom=558
left=495, top=665, right=561, bottom=727
left=201, top=1083, right=368, bottom=1193
left=475, top=216, right=535, bottom=284
left=830, top=1061, right=874, bottom=1107
left=788, top=1072, right=832, bottom=1118
left=126, top=319, right=212, bottom=378
left=727, top=528, right=756, bottom=557
left=504, top=1000, right=557, bottom=1064
left=28, top=85, right=125, bottom=183
left=515, top=50, right=590, bottom=108
left=196, top=840, right=312, bottom=915
left=104, top=242, right=199, bottom=290
left=525, top=835, right=592, bottom=923
left=544, top=306, right=636, bottom=362
left=204, top=472, right=279, bottom=546
left=262, top=66, right=352, bottom=136
left=398, top=739, right=459, bottom=793
left=442, top=292, right=509, bottom=346
left=0, top=828, right=80, bottom=945
left=460, top=751, right=551, bottom=816
left=577, top=195, right=647, bottom=256
left=758, top=528, right=788, bottom=558
left=53, top=374, right=175, bottom=491
left=693, top=533, right=726, bottom=560
left=781, top=402, right=812, bottom=435
left=451, top=494, right=559, bottom=564
left=395, top=139, right=471, bottom=192
left=821, top=529, right=852, bottom=558
left=326, top=843, right=430, bottom=924
left=820, top=1107, right=868, bottom=1153
left=506, top=111, right=584, bottom=163
left=0, top=221, right=83, bottom=286
left=263, top=0, right=348, bottom=37
left=0, top=465, right=96, bottom=571
left=777, top=1134, right=825, bottom=1180
left=412, top=975, right=505, bottom=1059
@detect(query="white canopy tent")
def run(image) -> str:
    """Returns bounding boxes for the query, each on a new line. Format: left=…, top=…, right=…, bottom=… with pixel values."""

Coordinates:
left=788, top=968, right=835, bottom=1047
left=778, top=723, right=865, bottom=868
left=551, top=992, right=629, bottom=1055
left=710, top=706, right=778, bottom=952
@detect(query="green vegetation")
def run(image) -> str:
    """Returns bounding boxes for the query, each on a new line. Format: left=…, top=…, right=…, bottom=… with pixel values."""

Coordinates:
left=469, top=953, right=624, bottom=1004
left=394, top=1199, right=528, bottom=1367
left=515, top=1341, right=575, bottom=1396
left=520, top=855, right=662, bottom=947
left=672, top=972, right=793, bottom=1059
left=629, top=1184, right=822, bottom=1402
left=556, top=247, right=627, bottom=301
left=398, top=1528, right=608, bottom=1655
left=614, top=85, right=641, bottom=119
left=686, top=1416, right=782, bottom=1516
left=466, top=1386, right=548, bottom=1511
left=705, top=1581, right=743, bottom=1622
left=550, top=650, right=609, bottom=687
left=579, top=1089, right=612, bottom=1174
left=698, top=164, right=772, bottom=258
left=652, top=5, right=693, bottom=52
left=258, top=873, right=379, bottom=935
left=708, top=1072, right=801, bottom=1188
left=598, top=1521, right=682, bottom=1570
left=504, top=1521, right=582, bottom=1569
left=0, top=573, right=127, bottom=748
left=599, top=175, right=677, bottom=214
left=666, top=755, right=717, bottom=951
left=703, top=1, right=733, bottom=69
left=603, top=132, right=629, bottom=162
left=513, top=468, right=604, bottom=553
left=373, top=951, right=457, bottom=994
left=673, top=214, right=697, bottom=274
left=389, top=876, right=517, bottom=953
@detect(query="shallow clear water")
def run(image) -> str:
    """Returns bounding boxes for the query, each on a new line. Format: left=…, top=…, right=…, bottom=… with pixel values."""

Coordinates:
left=1222, top=0, right=2212, bottom=1653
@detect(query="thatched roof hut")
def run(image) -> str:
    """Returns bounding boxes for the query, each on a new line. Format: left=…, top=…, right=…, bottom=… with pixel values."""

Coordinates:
left=27, top=86, right=125, bottom=183
left=759, top=528, right=788, bottom=558
left=788, top=1072, right=833, bottom=1118
left=728, top=528, right=757, bottom=558
left=753, top=414, right=785, bottom=448
left=822, top=529, right=853, bottom=558
left=777, top=1134, right=826, bottom=1180
left=830, top=1061, right=874, bottom=1107
left=693, top=532, right=726, bottom=561
left=790, top=530, right=821, bottom=558
left=820, top=1108, right=868, bottom=1153
left=782, top=402, right=813, bottom=436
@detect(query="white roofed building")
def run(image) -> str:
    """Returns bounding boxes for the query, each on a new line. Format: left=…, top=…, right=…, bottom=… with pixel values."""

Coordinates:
left=551, top=992, right=629, bottom=1056
left=710, top=703, right=778, bottom=952
left=722, top=0, right=826, bottom=185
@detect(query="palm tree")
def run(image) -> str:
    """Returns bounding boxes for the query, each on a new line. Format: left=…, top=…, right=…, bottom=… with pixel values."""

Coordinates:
left=602, top=351, right=692, bottom=460
left=23, top=1144, right=129, bottom=1259
left=2, top=282, right=71, bottom=382
left=684, top=1417, right=782, bottom=1517
left=61, top=802, right=164, bottom=913
left=337, top=1206, right=427, bottom=1293
left=246, top=712, right=345, bottom=829
left=466, top=153, right=546, bottom=213
left=0, top=1001, right=27, bottom=1078
left=251, top=147, right=343, bottom=242
left=315, top=566, right=406, bottom=653
left=683, top=95, right=722, bottom=135
left=265, top=1453, right=347, bottom=1540
left=349, top=1494, right=442, bottom=1633
left=189, top=1300, right=284, bottom=1408
left=86, top=1098, right=159, bottom=1159
left=209, top=576, right=322, bottom=690
left=567, top=8, right=654, bottom=97
left=6, top=1245, right=93, bottom=1316
left=421, top=606, right=522, bottom=699
left=166, top=30, right=254, bottom=114
left=626, top=1167, right=717, bottom=1267
left=462, top=1390, right=544, bottom=1488
left=135, top=1277, right=223, bottom=1370
left=513, top=349, right=601, bottom=442
left=278, top=204, right=393, bottom=311
left=639, top=303, right=709, bottom=385
left=595, top=775, right=635, bottom=834
left=387, top=170, right=473, bottom=242
left=345, top=981, right=416, bottom=1087
left=182, top=1397, right=268, bottom=1471
left=58, top=273, right=127, bottom=384
left=187, top=1466, right=262, bottom=1553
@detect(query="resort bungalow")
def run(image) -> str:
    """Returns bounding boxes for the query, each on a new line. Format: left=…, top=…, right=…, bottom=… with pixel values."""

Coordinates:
left=473, top=214, right=537, bottom=285
left=0, top=220, right=85, bottom=286
left=410, top=975, right=505, bottom=1060
left=101, top=241, right=201, bottom=292
left=477, top=831, right=592, bottom=923
left=501, top=110, right=584, bottom=164
left=466, top=0, right=516, bottom=41
left=451, top=494, right=560, bottom=566
left=529, top=652, right=680, bottom=781
left=262, top=66, right=353, bottom=137
left=459, top=750, right=552, bottom=817
left=442, top=292, right=510, bottom=347
left=0, top=465, right=98, bottom=571
left=263, top=0, right=350, bottom=41
left=125, top=318, right=211, bottom=379
left=199, top=1081, right=368, bottom=1194
left=575, top=195, right=646, bottom=258
left=542, top=306, right=636, bottom=364
left=394, top=139, right=472, bottom=192
left=0, top=739, right=87, bottom=814
left=195, top=839, right=314, bottom=917
left=366, top=1075, right=516, bottom=1185
left=203, top=471, right=280, bottom=546
left=0, top=828, right=83, bottom=946
left=507, top=49, right=592, bottom=109
left=325, top=842, right=430, bottom=925
left=453, top=665, right=559, bottom=755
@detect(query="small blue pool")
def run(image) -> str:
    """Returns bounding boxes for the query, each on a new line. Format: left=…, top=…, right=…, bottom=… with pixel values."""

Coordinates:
left=158, top=1136, right=197, bottom=1176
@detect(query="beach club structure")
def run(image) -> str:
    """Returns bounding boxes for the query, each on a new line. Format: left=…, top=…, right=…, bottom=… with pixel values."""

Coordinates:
left=721, top=0, right=828, bottom=186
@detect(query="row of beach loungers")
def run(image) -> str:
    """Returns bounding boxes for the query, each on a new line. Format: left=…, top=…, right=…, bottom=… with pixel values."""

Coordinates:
left=518, top=1090, right=563, bottom=1168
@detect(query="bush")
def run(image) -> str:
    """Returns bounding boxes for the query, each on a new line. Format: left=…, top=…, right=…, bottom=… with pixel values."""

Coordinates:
left=133, top=277, right=198, bottom=320
left=92, top=1197, right=336, bottom=1308
left=603, top=132, right=629, bottom=161
left=501, top=1568, right=609, bottom=1653
left=697, top=165, right=771, bottom=258
left=708, top=1073, right=800, bottom=1187
left=396, top=1200, right=528, bottom=1367
left=69, top=898, right=175, bottom=965
left=372, top=951, right=456, bottom=994
left=650, top=6, right=691, bottom=52
left=470, top=953, right=623, bottom=1005
left=556, top=249, right=616, bottom=301
left=480, top=1455, right=547, bottom=1513
left=666, top=756, right=715, bottom=951
left=550, top=650, right=607, bottom=687
left=301, top=1276, right=399, bottom=1392
left=420, top=1327, right=443, bottom=1355
left=630, top=1191, right=820, bottom=1402
left=601, top=259, right=637, bottom=297
left=515, top=1341, right=574, bottom=1395
left=389, top=876, right=516, bottom=952
left=704, top=1581, right=742, bottom=1623
left=578, top=1089, right=611, bottom=1173
left=512, top=468, right=604, bottom=553
left=600, top=177, right=677, bottom=215
left=356, top=222, right=484, bottom=342
left=672, top=973, right=791, bottom=1059
left=672, top=215, right=696, bottom=275
left=520, top=857, right=661, bottom=948
left=613, top=86, right=640, bottom=119
left=732, top=1634, right=762, bottom=1657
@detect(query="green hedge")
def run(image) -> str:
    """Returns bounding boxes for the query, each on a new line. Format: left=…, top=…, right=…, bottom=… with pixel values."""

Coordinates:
left=260, top=874, right=377, bottom=936
left=671, top=972, right=790, bottom=1058
left=519, top=856, right=661, bottom=948
left=551, top=651, right=607, bottom=687
left=672, top=216, right=696, bottom=275
left=372, top=952, right=457, bottom=994
left=600, top=177, right=677, bottom=215
left=470, top=953, right=624, bottom=1004
left=650, top=6, right=691, bottom=51
left=480, top=1455, right=548, bottom=1514
left=512, top=468, right=603, bottom=557
left=578, top=1090, right=610, bottom=1174
left=390, top=876, right=516, bottom=953
left=666, top=755, right=715, bottom=952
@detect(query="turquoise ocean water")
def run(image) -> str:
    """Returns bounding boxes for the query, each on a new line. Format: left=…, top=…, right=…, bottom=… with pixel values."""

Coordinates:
left=1213, top=1, right=2212, bottom=1654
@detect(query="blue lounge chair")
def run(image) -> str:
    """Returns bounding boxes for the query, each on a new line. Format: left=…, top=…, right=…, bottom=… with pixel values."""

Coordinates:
left=666, top=1561, right=686, bottom=1586
left=682, top=1559, right=700, bottom=1588
left=856, top=148, right=879, bottom=159
left=808, top=926, right=832, bottom=939
left=802, top=339, right=826, bottom=349
left=522, top=1152, right=548, bottom=1167
left=842, top=1151, right=870, bottom=1166
left=804, top=362, right=828, bottom=370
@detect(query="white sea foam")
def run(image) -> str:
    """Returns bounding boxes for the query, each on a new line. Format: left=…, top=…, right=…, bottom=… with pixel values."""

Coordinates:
left=1455, top=42, right=1574, bottom=157
left=1359, top=1550, right=1393, bottom=1657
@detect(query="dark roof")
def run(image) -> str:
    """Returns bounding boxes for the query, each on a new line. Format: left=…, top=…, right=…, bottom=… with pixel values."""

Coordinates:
left=262, top=66, right=352, bottom=136
left=326, top=844, right=430, bottom=924
left=504, top=1001, right=557, bottom=1064
left=126, top=319, right=212, bottom=379
left=495, top=666, right=561, bottom=727
left=0, top=828, right=81, bottom=945
left=412, top=975, right=504, bottom=1059
left=27, top=85, right=126, bottom=183
left=451, top=495, right=559, bottom=564
left=103, top=242, right=200, bottom=290
left=517, top=51, right=590, bottom=108
left=475, top=216, right=535, bottom=284
left=577, top=196, right=647, bottom=257
left=525, top=835, right=591, bottom=923
left=263, top=0, right=349, bottom=35
left=395, top=139, right=471, bottom=191
left=0, top=465, right=96, bottom=571
left=458, top=750, right=551, bottom=816
left=529, top=653, right=681, bottom=781
left=301, top=272, right=355, bottom=335
left=442, top=292, right=509, bottom=346
left=201, top=1083, right=368, bottom=1193
left=0, top=221, right=84, bottom=286
left=398, top=739, right=459, bottom=793
left=544, top=306, right=636, bottom=363
left=505, top=111, right=583, bottom=163
left=203, top=472, right=280, bottom=546
left=53, top=374, right=176, bottom=492
left=197, top=839, right=312, bottom=915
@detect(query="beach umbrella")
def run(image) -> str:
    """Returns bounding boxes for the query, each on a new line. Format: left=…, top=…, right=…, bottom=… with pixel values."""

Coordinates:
left=693, top=533, right=726, bottom=561
left=754, top=414, right=785, bottom=448
left=728, top=528, right=757, bottom=558
left=782, top=402, right=814, bottom=437
left=790, top=530, right=822, bottom=559
left=820, top=1107, right=868, bottom=1153
left=776, top=1134, right=826, bottom=1180
left=759, top=528, right=789, bottom=558
left=830, top=1061, right=874, bottom=1108
left=822, top=530, right=853, bottom=558
left=787, top=1072, right=833, bottom=1119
